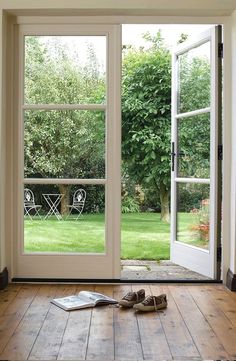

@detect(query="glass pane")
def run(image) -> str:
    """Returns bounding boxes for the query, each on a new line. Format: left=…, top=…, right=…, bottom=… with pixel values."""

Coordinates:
left=178, top=41, right=210, bottom=113
left=24, top=36, right=106, bottom=104
left=177, top=183, right=210, bottom=250
left=24, top=184, right=105, bottom=253
left=177, top=113, right=210, bottom=178
left=24, top=110, right=105, bottom=179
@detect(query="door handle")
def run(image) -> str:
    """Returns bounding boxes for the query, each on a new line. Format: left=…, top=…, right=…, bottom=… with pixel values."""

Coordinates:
left=170, top=142, right=175, bottom=171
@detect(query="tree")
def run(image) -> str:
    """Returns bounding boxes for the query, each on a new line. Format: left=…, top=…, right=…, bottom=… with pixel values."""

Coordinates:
left=24, top=36, right=105, bottom=214
left=122, top=32, right=172, bottom=222
left=122, top=31, right=211, bottom=222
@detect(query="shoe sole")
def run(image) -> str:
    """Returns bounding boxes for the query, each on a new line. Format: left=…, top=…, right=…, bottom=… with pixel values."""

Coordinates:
left=119, top=298, right=146, bottom=308
left=133, top=302, right=167, bottom=312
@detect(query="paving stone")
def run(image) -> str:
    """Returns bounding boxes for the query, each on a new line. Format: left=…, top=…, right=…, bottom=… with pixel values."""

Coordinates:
left=120, top=259, right=210, bottom=280
left=122, top=265, right=149, bottom=272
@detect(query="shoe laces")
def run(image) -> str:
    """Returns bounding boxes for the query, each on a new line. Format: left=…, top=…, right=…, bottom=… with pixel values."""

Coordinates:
left=123, top=290, right=144, bottom=301
left=123, top=291, right=138, bottom=301
left=142, top=295, right=166, bottom=310
left=142, top=295, right=154, bottom=305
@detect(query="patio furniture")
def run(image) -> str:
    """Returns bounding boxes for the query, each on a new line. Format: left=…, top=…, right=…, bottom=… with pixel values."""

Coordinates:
left=67, top=189, right=86, bottom=220
left=24, top=188, right=42, bottom=220
left=43, top=193, right=64, bottom=220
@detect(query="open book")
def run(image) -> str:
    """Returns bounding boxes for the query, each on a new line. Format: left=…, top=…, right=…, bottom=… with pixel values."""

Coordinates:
left=51, top=291, right=118, bottom=311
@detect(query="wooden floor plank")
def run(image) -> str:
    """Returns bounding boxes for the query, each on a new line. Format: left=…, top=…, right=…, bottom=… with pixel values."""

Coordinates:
left=0, top=283, right=235, bottom=361
left=28, top=285, right=77, bottom=360
left=150, top=284, right=200, bottom=360
left=188, top=285, right=236, bottom=359
left=86, top=285, right=114, bottom=360
left=132, top=284, right=172, bottom=360
left=0, top=284, right=58, bottom=360
left=204, top=284, right=236, bottom=327
left=170, top=285, right=230, bottom=360
left=0, top=284, right=22, bottom=316
left=0, top=284, right=40, bottom=355
left=57, top=285, right=95, bottom=360
left=113, top=285, right=143, bottom=360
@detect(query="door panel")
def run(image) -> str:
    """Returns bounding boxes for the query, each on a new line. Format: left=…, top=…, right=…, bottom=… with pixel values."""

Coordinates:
left=171, top=26, right=222, bottom=279
left=14, top=24, right=121, bottom=279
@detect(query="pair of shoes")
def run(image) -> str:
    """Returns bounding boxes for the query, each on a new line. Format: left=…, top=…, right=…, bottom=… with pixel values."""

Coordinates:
left=118, top=289, right=167, bottom=312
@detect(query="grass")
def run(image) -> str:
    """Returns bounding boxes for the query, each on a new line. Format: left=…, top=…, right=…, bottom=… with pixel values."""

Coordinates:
left=24, top=212, right=207, bottom=260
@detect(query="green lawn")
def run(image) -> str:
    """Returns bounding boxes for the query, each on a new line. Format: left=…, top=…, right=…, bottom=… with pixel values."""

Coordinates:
left=24, top=212, right=207, bottom=260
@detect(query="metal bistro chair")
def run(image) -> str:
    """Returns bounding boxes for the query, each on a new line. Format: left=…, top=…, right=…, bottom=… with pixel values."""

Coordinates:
left=24, top=188, right=42, bottom=220
left=67, top=189, right=86, bottom=220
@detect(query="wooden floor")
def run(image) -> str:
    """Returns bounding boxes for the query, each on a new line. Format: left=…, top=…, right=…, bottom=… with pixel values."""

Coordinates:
left=0, top=284, right=236, bottom=360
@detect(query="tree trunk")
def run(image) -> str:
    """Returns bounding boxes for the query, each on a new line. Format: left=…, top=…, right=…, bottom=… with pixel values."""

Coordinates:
left=59, top=184, right=71, bottom=216
left=160, top=184, right=170, bottom=223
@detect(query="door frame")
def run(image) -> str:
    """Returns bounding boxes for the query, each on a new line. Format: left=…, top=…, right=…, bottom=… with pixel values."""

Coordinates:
left=5, top=15, right=231, bottom=282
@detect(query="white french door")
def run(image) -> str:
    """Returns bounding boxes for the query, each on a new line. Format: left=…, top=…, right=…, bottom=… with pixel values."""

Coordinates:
left=171, top=26, right=222, bottom=279
left=14, top=24, right=121, bottom=279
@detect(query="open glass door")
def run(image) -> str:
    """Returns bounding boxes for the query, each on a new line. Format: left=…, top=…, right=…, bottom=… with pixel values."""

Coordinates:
left=14, top=24, right=121, bottom=279
left=171, top=26, right=222, bottom=279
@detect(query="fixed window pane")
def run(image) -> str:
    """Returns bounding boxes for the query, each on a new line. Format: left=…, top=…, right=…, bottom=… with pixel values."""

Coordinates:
left=24, top=184, right=105, bottom=253
left=24, top=36, right=106, bottom=104
left=177, top=113, right=210, bottom=178
left=24, top=110, right=105, bottom=179
left=176, top=182, right=210, bottom=250
left=178, top=41, right=210, bottom=113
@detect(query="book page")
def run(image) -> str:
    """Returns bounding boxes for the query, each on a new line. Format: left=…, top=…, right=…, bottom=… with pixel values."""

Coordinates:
left=52, top=295, right=94, bottom=310
left=78, top=291, right=117, bottom=304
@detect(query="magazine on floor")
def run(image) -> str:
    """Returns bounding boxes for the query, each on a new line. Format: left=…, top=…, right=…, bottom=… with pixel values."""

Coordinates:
left=51, top=291, right=118, bottom=311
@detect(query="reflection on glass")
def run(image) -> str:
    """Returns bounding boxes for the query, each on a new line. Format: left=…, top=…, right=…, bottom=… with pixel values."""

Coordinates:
left=24, top=184, right=105, bottom=253
left=24, top=110, right=105, bottom=179
left=24, top=36, right=106, bottom=104
left=178, top=41, right=210, bottom=113
left=177, top=113, right=210, bottom=178
left=177, top=183, right=210, bottom=249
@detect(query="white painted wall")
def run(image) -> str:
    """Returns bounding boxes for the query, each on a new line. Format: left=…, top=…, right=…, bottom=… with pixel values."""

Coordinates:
left=230, top=10, right=236, bottom=274
left=0, top=9, right=6, bottom=273
left=0, top=0, right=235, bottom=10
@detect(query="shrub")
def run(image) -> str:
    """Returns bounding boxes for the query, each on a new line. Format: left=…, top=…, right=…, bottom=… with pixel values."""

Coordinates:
left=122, top=195, right=140, bottom=213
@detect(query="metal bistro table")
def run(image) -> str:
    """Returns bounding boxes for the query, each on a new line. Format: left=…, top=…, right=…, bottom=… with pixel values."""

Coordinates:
left=43, top=193, right=64, bottom=220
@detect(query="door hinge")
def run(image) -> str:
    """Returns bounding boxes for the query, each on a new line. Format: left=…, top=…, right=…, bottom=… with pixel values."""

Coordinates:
left=217, top=246, right=222, bottom=263
left=218, top=144, right=223, bottom=161
left=218, top=43, right=223, bottom=59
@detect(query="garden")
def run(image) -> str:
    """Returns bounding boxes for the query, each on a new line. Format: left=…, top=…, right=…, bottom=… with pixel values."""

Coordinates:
left=24, top=31, right=211, bottom=259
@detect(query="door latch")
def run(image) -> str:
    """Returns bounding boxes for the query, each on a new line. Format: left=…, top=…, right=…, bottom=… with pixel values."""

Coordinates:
left=170, top=142, right=176, bottom=171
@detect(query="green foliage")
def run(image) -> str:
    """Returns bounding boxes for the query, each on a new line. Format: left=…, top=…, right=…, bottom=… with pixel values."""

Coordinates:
left=178, top=183, right=209, bottom=212
left=24, top=37, right=105, bottom=180
left=24, top=110, right=105, bottom=179
left=121, top=195, right=140, bottom=213
left=25, top=33, right=212, bottom=216
left=122, top=32, right=171, bottom=197
left=122, top=31, right=211, bottom=216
